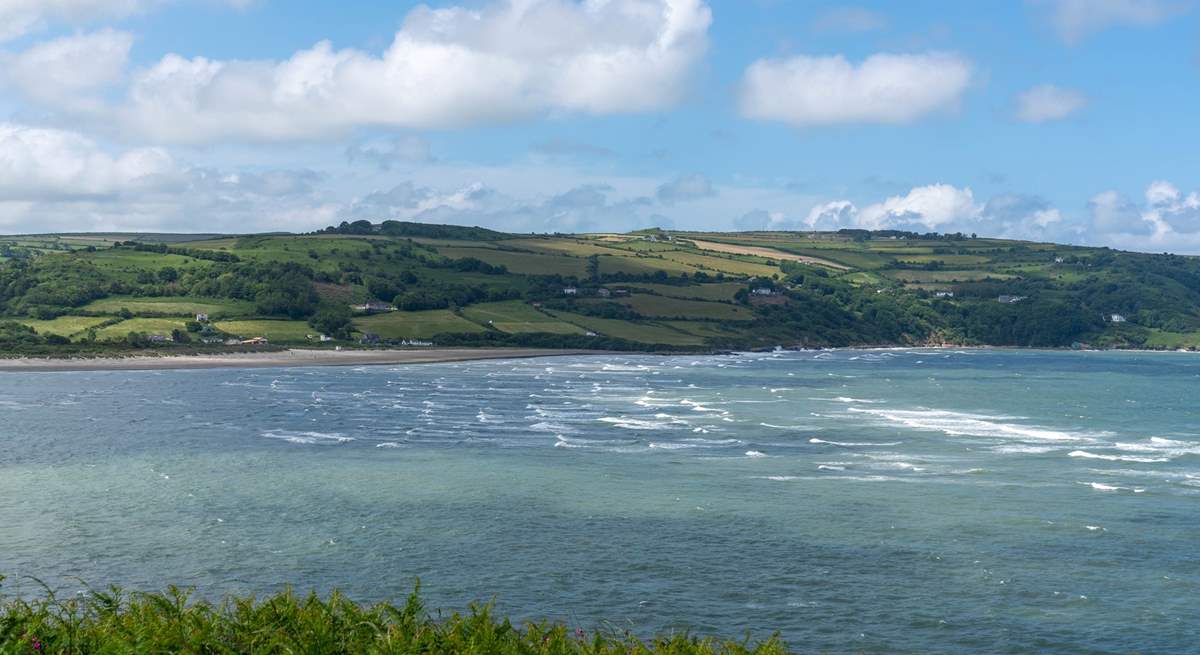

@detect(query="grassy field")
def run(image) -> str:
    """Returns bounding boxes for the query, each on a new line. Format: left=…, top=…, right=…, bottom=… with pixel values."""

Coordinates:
left=82, top=296, right=255, bottom=317
left=435, top=246, right=590, bottom=276
left=546, top=310, right=705, bottom=346
left=614, top=294, right=753, bottom=321
left=656, top=251, right=781, bottom=277
left=96, top=318, right=187, bottom=340
left=625, top=282, right=745, bottom=301
left=213, top=320, right=314, bottom=342
left=19, top=316, right=111, bottom=338
left=355, top=310, right=486, bottom=340
left=461, top=301, right=586, bottom=334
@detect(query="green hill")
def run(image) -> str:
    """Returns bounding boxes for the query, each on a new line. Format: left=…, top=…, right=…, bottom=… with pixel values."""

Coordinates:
left=2, top=224, right=1199, bottom=353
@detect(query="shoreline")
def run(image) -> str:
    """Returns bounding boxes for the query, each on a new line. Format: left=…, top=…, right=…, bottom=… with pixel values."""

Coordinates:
left=0, top=348, right=599, bottom=373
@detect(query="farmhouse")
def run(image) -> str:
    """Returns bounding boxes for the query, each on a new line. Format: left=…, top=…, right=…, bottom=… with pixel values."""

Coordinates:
left=934, top=291, right=955, bottom=298
left=752, top=287, right=777, bottom=296
left=562, top=286, right=578, bottom=295
left=352, top=302, right=395, bottom=313
left=1109, top=314, right=1128, bottom=323
left=195, top=313, right=209, bottom=322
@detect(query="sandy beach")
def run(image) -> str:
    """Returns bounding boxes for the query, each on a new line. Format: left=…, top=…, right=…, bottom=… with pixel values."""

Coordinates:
left=0, top=348, right=596, bottom=373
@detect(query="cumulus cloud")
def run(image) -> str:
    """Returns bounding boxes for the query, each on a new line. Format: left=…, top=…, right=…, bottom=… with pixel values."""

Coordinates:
left=345, top=136, right=434, bottom=170
left=1015, top=84, right=1087, bottom=122
left=0, top=122, right=175, bottom=200
left=1142, top=180, right=1200, bottom=233
left=1035, top=0, right=1185, bottom=43
left=0, top=0, right=261, bottom=42
left=1, top=30, right=132, bottom=107
left=0, top=122, right=335, bottom=233
left=656, top=173, right=717, bottom=204
left=345, top=179, right=665, bottom=233
left=109, top=0, right=711, bottom=144
left=809, top=6, right=888, bottom=33
left=1089, top=189, right=1154, bottom=235
left=738, top=52, right=972, bottom=127
left=857, top=184, right=980, bottom=229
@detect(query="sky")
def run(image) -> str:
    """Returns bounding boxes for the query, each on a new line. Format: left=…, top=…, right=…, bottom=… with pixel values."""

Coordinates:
left=0, top=0, right=1198, bottom=253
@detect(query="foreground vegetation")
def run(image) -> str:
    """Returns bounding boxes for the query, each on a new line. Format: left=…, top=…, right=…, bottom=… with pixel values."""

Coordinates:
left=0, top=580, right=788, bottom=655
left=3, top=220, right=1200, bottom=353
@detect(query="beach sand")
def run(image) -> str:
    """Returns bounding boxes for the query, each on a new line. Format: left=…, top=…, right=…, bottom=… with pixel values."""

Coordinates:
left=0, top=348, right=595, bottom=373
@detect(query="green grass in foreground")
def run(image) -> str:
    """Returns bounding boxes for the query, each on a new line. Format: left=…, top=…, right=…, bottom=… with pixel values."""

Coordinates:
left=0, top=581, right=789, bottom=654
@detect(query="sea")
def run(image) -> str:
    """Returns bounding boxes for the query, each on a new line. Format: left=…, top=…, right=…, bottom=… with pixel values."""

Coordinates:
left=1, top=349, right=1197, bottom=654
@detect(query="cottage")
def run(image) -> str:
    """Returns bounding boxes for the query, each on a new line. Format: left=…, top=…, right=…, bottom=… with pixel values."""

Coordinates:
left=1054, top=257, right=1065, bottom=264
left=1110, top=314, right=1128, bottom=323
left=359, top=333, right=382, bottom=345
left=240, top=336, right=269, bottom=345
left=752, top=287, right=777, bottom=296
left=195, top=313, right=209, bottom=322
left=934, top=291, right=955, bottom=298
left=562, top=286, right=578, bottom=296
left=352, top=302, right=395, bottom=313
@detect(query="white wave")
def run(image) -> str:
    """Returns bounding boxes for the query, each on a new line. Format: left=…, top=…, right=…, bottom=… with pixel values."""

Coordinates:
left=1069, top=450, right=1169, bottom=464
left=849, top=407, right=1096, bottom=442
left=745, top=450, right=768, bottom=458
left=753, top=475, right=801, bottom=481
left=830, top=397, right=883, bottom=404
left=1079, top=481, right=1146, bottom=493
left=817, top=464, right=846, bottom=471
left=991, top=444, right=1061, bottom=454
left=376, top=442, right=405, bottom=448
left=809, top=438, right=902, bottom=447
left=261, top=430, right=353, bottom=445
left=598, top=417, right=679, bottom=430
left=760, top=423, right=812, bottom=430
left=1111, top=438, right=1200, bottom=457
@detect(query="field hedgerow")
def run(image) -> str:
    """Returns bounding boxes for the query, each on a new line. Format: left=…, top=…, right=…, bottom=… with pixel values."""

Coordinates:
left=0, top=577, right=792, bottom=655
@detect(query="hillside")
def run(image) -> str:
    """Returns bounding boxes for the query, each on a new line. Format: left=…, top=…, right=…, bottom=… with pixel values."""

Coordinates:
left=3, top=222, right=1200, bottom=354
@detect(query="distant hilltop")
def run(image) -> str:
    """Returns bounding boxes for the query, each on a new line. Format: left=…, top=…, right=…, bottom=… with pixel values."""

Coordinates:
left=2, top=224, right=1198, bottom=354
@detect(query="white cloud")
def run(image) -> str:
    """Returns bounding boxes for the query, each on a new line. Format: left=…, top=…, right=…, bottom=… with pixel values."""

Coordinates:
left=0, top=122, right=336, bottom=233
left=1035, top=0, right=1184, bottom=43
left=112, top=0, right=711, bottom=144
left=345, top=136, right=435, bottom=170
left=737, top=52, right=972, bottom=127
left=0, top=122, right=175, bottom=199
left=1, top=30, right=132, bottom=107
left=1015, top=84, right=1087, bottom=122
left=809, top=6, right=887, bottom=33
left=858, top=184, right=980, bottom=229
left=0, top=0, right=256, bottom=42
left=656, top=173, right=717, bottom=203
left=0, top=0, right=151, bottom=42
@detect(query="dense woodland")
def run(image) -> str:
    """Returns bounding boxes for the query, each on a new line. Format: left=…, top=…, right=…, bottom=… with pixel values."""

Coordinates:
left=2, top=222, right=1200, bottom=353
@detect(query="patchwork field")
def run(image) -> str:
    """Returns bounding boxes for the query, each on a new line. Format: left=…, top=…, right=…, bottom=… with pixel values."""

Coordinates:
left=461, top=301, right=586, bottom=335
left=354, top=310, right=486, bottom=340
left=212, top=320, right=314, bottom=342
left=20, top=316, right=111, bottom=338
left=96, top=318, right=188, bottom=340
left=613, top=294, right=753, bottom=321
left=82, top=296, right=254, bottom=317
left=545, top=310, right=706, bottom=346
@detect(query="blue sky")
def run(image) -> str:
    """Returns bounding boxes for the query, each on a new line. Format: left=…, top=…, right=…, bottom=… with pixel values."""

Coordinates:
left=0, top=0, right=1198, bottom=252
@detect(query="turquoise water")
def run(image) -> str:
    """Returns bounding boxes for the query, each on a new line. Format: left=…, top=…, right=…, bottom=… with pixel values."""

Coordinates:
left=1, top=349, right=1198, bottom=653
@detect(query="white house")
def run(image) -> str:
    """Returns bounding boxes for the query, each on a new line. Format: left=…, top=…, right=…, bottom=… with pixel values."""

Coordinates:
left=1110, top=314, right=1128, bottom=323
left=563, top=286, right=578, bottom=295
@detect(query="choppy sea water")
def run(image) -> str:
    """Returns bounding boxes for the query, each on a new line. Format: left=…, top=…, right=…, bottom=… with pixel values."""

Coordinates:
left=2, top=349, right=1198, bottom=654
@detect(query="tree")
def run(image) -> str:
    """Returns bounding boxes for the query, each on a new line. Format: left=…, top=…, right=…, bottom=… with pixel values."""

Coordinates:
left=308, top=304, right=354, bottom=339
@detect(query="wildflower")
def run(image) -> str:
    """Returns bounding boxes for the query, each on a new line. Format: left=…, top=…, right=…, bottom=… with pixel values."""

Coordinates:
left=576, top=627, right=585, bottom=640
